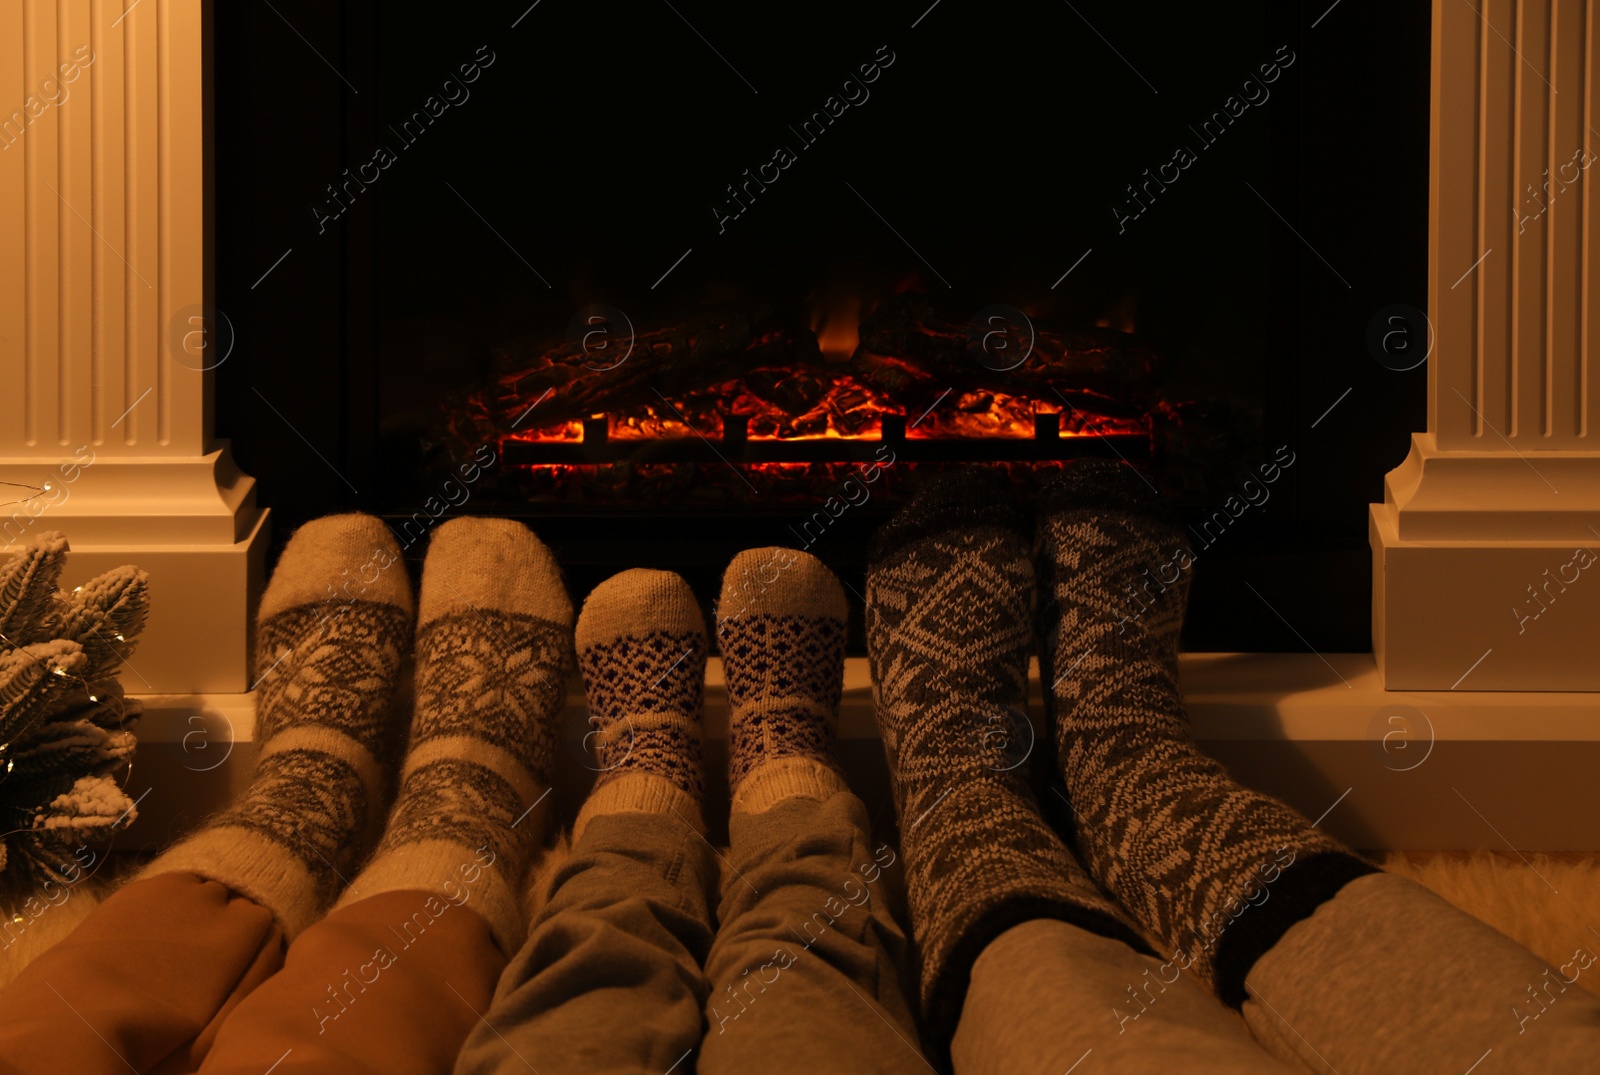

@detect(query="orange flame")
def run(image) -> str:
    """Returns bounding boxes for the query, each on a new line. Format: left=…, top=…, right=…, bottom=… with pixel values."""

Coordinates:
left=810, top=294, right=862, bottom=362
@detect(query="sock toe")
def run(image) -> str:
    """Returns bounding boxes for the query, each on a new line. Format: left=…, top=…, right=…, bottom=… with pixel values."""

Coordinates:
left=719, top=547, right=847, bottom=622
left=419, top=517, right=572, bottom=629
left=577, top=568, right=704, bottom=649
left=1038, top=459, right=1170, bottom=524
left=260, top=513, right=411, bottom=621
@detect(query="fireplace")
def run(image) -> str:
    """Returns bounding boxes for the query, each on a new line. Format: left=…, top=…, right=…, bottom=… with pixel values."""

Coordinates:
left=211, top=0, right=1429, bottom=655
left=3, top=1, right=1597, bottom=850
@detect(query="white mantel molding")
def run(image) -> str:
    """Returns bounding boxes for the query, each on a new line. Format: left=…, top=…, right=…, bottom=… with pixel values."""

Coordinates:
left=1371, top=0, right=1600, bottom=689
left=0, top=0, right=267, bottom=693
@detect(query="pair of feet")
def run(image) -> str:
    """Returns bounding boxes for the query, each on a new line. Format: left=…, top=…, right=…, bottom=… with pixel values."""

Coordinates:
left=864, top=462, right=1374, bottom=1035
left=572, top=547, right=852, bottom=838
left=157, top=513, right=862, bottom=957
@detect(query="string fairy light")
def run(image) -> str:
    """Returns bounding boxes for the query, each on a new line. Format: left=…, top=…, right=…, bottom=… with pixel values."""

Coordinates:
left=0, top=480, right=50, bottom=509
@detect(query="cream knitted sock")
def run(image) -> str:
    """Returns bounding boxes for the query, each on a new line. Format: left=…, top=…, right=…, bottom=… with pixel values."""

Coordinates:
left=573, top=569, right=707, bottom=841
left=335, top=518, right=574, bottom=956
left=717, top=547, right=850, bottom=814
left=143, top=514, right=413, bottom=937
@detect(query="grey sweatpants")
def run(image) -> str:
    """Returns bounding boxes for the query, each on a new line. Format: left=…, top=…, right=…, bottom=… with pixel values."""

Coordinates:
left=453, top=790, right=929, bottom=1075
left=456, top=793, right=1600, bottom=1074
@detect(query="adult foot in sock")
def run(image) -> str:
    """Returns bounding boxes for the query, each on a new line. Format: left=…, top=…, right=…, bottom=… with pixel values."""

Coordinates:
left=718, top=547, right=851, bottom=815
left=146, top=514, right=413, bottom=936
left=865, top=467, right=1148, bottom=1041
left=337, top=517, right=574, bottom=955
left=1036, top=458, right=1376, bottom=1006
left=574, top=569, right=708, bottom=838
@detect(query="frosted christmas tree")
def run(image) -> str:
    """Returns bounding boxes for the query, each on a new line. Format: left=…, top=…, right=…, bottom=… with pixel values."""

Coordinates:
left=0, top=531, right=148, bottom=893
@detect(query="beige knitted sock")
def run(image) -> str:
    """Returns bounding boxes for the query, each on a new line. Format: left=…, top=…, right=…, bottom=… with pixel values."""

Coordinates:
left=717, top=547, right=850, bottom=814
left=573, top=569, right=707, bottom=842
left=143, top=514, right=413, bottom=937
left=335, top=518, right=573, bottom=956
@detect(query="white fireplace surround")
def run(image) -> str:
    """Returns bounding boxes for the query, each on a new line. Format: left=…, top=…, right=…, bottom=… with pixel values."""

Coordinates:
left=3, top=1, right=1598, bottom=850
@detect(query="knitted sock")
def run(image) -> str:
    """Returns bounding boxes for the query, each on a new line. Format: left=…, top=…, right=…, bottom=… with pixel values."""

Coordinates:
left=717, top=547, right=850, bottom=814
left=865, top=468, right=1149, bottom=1043
left=1036, top=459, right=1377, bottom=1007
left=335, top=518, right=573, bottom=956
left=145, top=514, right=412, bottom=937
left=574, top=569, right=707, bottom=840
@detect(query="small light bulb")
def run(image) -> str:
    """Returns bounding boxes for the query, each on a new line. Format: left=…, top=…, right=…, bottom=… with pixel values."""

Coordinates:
left=40, top=483, right=51, bottom=492
left=88, top=694, right=98, bottom=703
left=114, top=634, right=125, bottom=642
left=52, top=667, right=67, bottom=677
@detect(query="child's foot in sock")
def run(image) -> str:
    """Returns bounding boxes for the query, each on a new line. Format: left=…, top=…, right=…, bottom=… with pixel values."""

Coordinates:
left=866, top=468, right=1147, bottom=1040
left=1036, top=459, right=1375, bottom=1006
left=574, top=569, right=707, bottom=838
left=146, top=514, right=413, bottom=935
left=717, top=547, right=849, bottom=814
left=338, top=518, right=574, bottom=955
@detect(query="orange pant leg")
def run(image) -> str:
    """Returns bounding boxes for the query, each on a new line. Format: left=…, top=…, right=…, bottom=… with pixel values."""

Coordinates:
left=197, top=889, right=507, bottom=1075
left=0, top=872, right=285, bottom=1075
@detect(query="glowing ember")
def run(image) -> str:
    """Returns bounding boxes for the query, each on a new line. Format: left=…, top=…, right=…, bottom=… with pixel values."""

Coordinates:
left=440, top=296, right=1165, bottom=502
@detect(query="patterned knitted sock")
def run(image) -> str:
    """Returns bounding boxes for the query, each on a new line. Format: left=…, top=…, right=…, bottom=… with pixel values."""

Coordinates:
left=1036, top=459, right=1377, bottom=1007
left=144, top=514, right=412, bottom=937
left=717, top=547, right=850, bottom=815
left=865, top=468, right=1149, bottom=1043
left=574, top=569, right=707, bottom=840
left=335, top=518, right=573, bottom=955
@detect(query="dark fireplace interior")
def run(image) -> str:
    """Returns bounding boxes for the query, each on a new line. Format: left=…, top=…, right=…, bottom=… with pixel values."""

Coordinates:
left=211, top=1, right=1431, bottom=653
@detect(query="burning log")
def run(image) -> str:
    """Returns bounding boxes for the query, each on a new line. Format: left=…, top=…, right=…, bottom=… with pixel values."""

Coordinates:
left=854, top=295, right=1165, bottom=417
left=487, top=304, right=815, bottom=427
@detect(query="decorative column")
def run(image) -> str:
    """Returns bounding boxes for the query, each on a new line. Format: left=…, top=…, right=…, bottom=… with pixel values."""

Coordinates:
left=0, top=0, right=266, bottom=693
left=1372, top=0, right=1600, bottom=690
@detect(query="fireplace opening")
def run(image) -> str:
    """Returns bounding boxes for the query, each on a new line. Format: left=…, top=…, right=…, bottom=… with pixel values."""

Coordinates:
left=445, top=294, right=1165, bottom=506
left=212, top=0, right=1431, bottom=653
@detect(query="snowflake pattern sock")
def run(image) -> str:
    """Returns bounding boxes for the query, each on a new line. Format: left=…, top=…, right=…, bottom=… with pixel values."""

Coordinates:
left=1036, top=459, right=1377, bottom=1006
left=336, top=517, right=574, bottom=955
left=718, top=547, right=850, bottom=814
left=865, top=468, right=1149, bottom=1042
left=144, top=514, right=413, bottom=937
left=574, top=569, right=707, bottom=840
